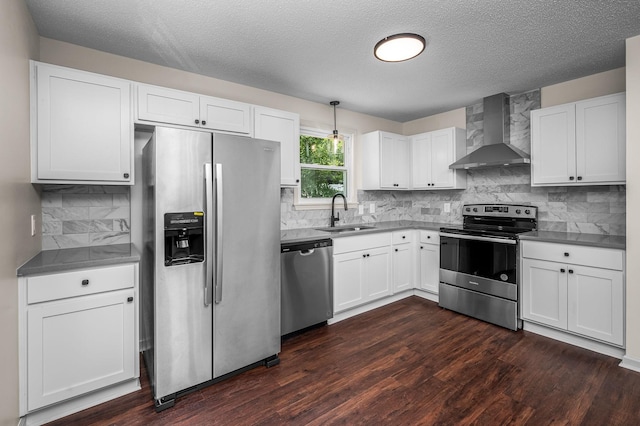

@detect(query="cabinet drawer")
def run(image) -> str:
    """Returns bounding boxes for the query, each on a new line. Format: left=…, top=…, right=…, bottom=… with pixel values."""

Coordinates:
left=333, top=233, right=391, bottom=255
left=420, top=230, right=440, bottom=245
left=27, top=264, right=135, bottom=304
left=392, top=230, right=414, bottom=245
left=521, top=241, right=623, bottom=271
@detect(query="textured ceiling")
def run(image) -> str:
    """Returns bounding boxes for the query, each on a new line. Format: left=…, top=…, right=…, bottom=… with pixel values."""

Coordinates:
left=25, top=0, right=640, bottom=122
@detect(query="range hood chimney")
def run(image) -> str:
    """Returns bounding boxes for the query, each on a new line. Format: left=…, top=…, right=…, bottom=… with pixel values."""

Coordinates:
left=449, top=93, right=530, bottom=170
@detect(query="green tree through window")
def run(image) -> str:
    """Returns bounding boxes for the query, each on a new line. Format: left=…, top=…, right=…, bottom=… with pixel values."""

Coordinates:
left=299, top=133, right=349, bottom=199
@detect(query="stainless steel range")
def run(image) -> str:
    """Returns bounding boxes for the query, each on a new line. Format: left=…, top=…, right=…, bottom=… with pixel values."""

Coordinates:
left=438, top=204, right=538, bottom=330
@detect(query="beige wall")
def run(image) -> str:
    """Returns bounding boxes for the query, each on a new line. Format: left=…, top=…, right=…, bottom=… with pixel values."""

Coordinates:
left=541, top=67, right=626, bottom=107
left=0, top=1, right=41, bottom=425
left=625, top=36, right=640, bottom=361
left=402, top=108, right=466, bottom=135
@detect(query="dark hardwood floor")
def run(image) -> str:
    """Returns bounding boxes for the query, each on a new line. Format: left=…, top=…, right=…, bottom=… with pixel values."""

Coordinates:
left=48, top=297, right=640, bottom=425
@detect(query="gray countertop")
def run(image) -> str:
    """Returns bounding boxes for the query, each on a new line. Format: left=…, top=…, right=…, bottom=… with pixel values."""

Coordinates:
left=519, top=231, right=626, bottom=250
left=17, top=243, right=141, bottom=277
left=281, top=222, right=626, bottom=250
left=281, top=221, right=450, bottom=244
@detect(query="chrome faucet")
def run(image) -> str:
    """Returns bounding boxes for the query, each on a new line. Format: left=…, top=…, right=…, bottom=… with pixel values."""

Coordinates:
left=330, top=193, right=347, bottom=227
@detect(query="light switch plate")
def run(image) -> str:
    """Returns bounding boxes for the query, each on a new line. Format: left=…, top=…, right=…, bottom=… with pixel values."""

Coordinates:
left=31, top=214, right=36, bottom=236
left=358, top=204, right=364, bottom=215
left=369, top=203, right=375, bottom=214
left=444, top=203, right=451, bottom=213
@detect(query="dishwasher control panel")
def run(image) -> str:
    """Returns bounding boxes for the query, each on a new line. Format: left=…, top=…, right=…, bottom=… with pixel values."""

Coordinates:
left=281, top=239, right=332, bottom=253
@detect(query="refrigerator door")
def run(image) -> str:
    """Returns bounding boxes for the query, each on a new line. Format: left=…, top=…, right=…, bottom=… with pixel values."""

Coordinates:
left=212, top=133, right=281, bottom=378
left=151, top=127, right=213, bottom=399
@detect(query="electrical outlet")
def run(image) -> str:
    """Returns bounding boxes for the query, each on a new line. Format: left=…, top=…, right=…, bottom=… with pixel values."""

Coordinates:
left=369, top=203, right=375, bottom=214
left=444, top=203, right=451, bottom=213
left=358, top=204, right=364, bottom=215
left=31, top=214, right=36, bottom=237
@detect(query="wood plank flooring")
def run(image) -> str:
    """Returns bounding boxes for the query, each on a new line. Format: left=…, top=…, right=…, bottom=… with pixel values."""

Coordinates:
left=47, top=297, right=640, bottom=425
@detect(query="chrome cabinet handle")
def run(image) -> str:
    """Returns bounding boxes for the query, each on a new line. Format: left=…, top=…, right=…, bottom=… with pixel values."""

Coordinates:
left=215, top=163, right=224, bottom=304
left=204, top=163, right=214, bottom=306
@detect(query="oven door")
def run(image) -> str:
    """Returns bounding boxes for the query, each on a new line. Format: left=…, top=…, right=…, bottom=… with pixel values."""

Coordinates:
left=439, top=232, right=518, bottom=300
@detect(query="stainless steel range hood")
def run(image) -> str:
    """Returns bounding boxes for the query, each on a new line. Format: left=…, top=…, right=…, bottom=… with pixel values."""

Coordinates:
left=449, top=93, right=530, bottom=170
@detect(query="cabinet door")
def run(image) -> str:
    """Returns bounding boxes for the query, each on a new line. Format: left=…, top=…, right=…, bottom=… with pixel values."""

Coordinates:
left=430, top=129, right=455, bottom=188
left=27, top=289, right=135, bottom=411
left=137, top=84, right=200, bottom=127
left=567, top=265, right=624, bottom=346
left=530, top=104, right=576, bottom=185
left=418, top=243, right=439, bottom=293
left=411, top=133, right=431, bottom=189
left=392, top=243, right=413, bottom=293
left=521, top=258, right=568, bottom=329
left=200, top=95, right=252, bottom=134
left=333, top=252, right=366, bottom=313
left=254, top=106, right=300, bottom=186
left=576, top=93, right=626, bottom=184
left=379, top=133, right=397, bottom=188
left=35, top=64, right=132, bottom=182
left=364, top=246, right=392, bottom=301
left=393, top=137, right=411, bottom=189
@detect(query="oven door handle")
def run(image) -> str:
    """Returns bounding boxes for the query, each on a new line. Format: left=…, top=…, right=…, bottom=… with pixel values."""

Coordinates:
left=439, top=232, right=517, bottom=245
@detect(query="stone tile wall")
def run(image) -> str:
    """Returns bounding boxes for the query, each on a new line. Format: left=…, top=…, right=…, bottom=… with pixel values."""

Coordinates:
left=40, top=89, right=626, bottom=248
left=41, top=185, right=131, bottom=249
left=281, top=89, right=626, bottom=235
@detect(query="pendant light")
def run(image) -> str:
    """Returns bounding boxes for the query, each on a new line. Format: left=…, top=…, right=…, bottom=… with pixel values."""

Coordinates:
left=328, top=100, right=344, bottom=145
left=374, top=33, right=426, bottom=62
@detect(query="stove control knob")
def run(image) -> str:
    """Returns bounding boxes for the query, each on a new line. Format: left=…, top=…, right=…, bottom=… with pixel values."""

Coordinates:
left=515, top=209, right=521, bottom=214
left=465, top=207, right=471, bottom=212
left=473, top=208, right=478, bottom=212
left=525, top=209, right=531, bottom=215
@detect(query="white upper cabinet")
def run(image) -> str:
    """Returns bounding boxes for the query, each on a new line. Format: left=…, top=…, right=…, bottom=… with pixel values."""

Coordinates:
left=530, top=93, right=625, bottom=186
left=253, top=106, right=301, bottom=187
left=31, top=62, right=133, bottom=184
left=362, top=131, right=410, bottom=190
left=137, top=84, right=200, bottom=127
left=411, top=127, right=466, bottom=190
left=137, top=83, right=252, bottom=135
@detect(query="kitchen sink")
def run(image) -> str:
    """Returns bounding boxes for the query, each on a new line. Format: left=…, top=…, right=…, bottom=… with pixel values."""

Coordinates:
left=314, top=225, right=376, bottom=233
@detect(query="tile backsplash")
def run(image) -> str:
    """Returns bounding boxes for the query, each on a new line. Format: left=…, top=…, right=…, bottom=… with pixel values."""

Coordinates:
left=39, top=88, right=626, bottom=249
left=41, top=185, right=131, bottom=250
left=281, top=89, right=626, bottom=235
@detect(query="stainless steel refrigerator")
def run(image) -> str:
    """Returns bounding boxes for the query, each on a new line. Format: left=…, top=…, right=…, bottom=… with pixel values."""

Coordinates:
left=141, top=126, right=281, bottom=411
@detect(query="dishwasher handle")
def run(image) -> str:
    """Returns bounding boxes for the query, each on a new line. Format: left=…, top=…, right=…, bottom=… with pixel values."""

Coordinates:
left=299, top=249, right=315, bottom=256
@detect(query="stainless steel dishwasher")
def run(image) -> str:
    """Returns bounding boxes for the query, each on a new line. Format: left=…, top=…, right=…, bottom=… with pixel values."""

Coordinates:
left=281, top=239, right=333, bottom=336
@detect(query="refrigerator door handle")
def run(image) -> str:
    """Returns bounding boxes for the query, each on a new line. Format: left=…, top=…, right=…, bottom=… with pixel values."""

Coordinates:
left=215, top=163, right=224, bottom=304
left=204, top=163, right=214, bottom=306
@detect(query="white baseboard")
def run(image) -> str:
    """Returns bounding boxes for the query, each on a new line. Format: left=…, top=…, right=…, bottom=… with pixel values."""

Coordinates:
left=413, top=289, right=439, bottom=303
left=620, top=355, right=640, bottom=372
left=523, top=321, right=625, bottom=359
left=329, top=291, right=414, bottom=324
left=21, top=378, right=140, bottom=426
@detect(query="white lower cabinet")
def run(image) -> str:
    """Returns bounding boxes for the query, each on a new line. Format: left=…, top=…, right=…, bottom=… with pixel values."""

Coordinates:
left=333, top=233, right=392, bottom=313
left=521, top=240, right=624, bottom=346
left=417, top=230, right=440, bottom=294
left=20, top=264, right=140, bottom=422
left=392, top=231, right=415, bottom=293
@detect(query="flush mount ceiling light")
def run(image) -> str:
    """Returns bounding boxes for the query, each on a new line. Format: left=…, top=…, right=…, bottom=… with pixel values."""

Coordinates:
left=328, top=101, right=344, bottom=143
left=374, top=33, right=426, bottom=62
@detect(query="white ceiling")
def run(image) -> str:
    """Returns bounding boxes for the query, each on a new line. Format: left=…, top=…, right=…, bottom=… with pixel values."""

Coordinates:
left=25, top=0, right=640, bottom=122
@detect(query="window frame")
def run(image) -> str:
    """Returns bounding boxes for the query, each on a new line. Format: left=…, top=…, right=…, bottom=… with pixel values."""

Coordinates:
left=295, top=126, right=356, bottom=209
